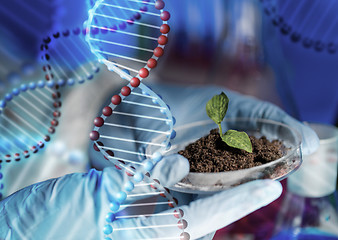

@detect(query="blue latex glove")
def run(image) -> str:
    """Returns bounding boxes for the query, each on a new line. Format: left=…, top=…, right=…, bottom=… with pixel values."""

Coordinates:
left=0, top=155, right=186, bottom=239
left=148, top=83, right=319, bottom=156
left=0, top=153, right=282, bottom=239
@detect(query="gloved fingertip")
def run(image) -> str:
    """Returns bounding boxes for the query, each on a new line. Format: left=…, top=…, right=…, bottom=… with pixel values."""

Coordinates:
left=247, top=179, right=283, bottom=205
left=180, top=179, right=282, bottom=239
left=150, top=154, right=190, bottom=187
left=300, top=122, right=320, bottom=156
left=283, top=116, right=320, bottom=156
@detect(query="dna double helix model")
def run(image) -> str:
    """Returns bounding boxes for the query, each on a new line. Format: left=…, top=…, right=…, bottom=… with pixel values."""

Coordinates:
left=0, top=0, right=105, bottom=201
left=86, top=0, right=190, bottom=239
left=260, top=0, right=338, bottom=54
left=0, top=69, right=62, bottom=200
left=0, top=0, right=65, bottom=163
left=2, top=26, right=100, bottom=163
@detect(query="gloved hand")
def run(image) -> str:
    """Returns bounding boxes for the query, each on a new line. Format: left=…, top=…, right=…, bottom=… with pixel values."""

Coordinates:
left=148, top=83, right=319, bottom=156
left=0, top=153, right=282, bottom=240
left=0, top=155, right=183, bottom=239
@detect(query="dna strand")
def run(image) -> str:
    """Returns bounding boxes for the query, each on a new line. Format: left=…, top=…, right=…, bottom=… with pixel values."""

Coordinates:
left=0, top=29, right=99, bottom=163
left=0, top=0, right=66, bottom=160
left=0, top=0, right=62, bottom=200
left=86, top=0, right=190, bottom=239
left=0, top=80, right=60, bottom=198
left=0, top=80, right=61, bottom=198
left=41, top=28, right=101, bottom=86
left=0, top=80, right=61, bottom=163
left=0, top=26, right=102, bottom=199
left=260, top=0, right=338, bottom=54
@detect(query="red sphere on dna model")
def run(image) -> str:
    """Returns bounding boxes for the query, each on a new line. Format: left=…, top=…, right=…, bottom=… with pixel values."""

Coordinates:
left=111, top=95, right=122, bottom=105
left=130, top=77, right=141, bottom=87
left=51, top=119, right=58, bottom=127
left=160, top=11, right=170, bottom=21
left=53, top=111, right=61, bottom=118
left=160, top=24, right=170, bottom=34
left=158, top=35, right=168, bottom=45
left=102, top=106, right=113, bottom=116
left=147, top=58, right=157, bottom=68
left=154, top=47, right=164, bottom=57
left=155, top=0, right=165, bottom=10
left=89, top=131, right=100, bottom=141
left=94, top=117, right=104, bottom=127
left=121, top=86, right=131, bottom=96
left=139, top=68, right=149, bottom=78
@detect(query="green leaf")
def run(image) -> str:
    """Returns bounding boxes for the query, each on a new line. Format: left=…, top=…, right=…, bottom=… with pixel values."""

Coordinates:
left=221, top=130, right=253, bottom=153
left=206, top=92, right=229, bottom=125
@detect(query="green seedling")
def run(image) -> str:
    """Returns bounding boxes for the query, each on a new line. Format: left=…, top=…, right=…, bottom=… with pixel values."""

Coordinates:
left=206, top=92, right=253, bottom=153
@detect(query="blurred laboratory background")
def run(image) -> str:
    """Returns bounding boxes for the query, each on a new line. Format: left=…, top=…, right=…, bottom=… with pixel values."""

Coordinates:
left=0, top=0, right=337, bottom=239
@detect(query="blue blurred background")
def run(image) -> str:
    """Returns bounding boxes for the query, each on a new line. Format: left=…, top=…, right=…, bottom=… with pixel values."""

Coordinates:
left=0, top=0, right=337, bottom=125
left=0, top=1, right=337, bottom=239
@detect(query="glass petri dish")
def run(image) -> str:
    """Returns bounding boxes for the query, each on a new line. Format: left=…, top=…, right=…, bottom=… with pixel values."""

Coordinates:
left=147, top=118, right=303, bottom=194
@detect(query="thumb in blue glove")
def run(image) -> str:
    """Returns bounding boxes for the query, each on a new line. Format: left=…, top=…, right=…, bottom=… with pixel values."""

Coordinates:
left=0, top=154, right=188, bottom=240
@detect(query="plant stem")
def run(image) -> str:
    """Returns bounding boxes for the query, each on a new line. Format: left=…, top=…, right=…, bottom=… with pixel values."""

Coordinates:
left=217, top=123, right=223, bottom=136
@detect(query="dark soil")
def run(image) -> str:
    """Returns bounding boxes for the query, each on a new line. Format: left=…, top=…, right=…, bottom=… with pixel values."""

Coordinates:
left=178, top=129, right=285, bottom=172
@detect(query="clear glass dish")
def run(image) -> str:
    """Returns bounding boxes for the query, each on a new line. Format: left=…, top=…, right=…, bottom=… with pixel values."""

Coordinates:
left=152, top=118, right=303, bottom=194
